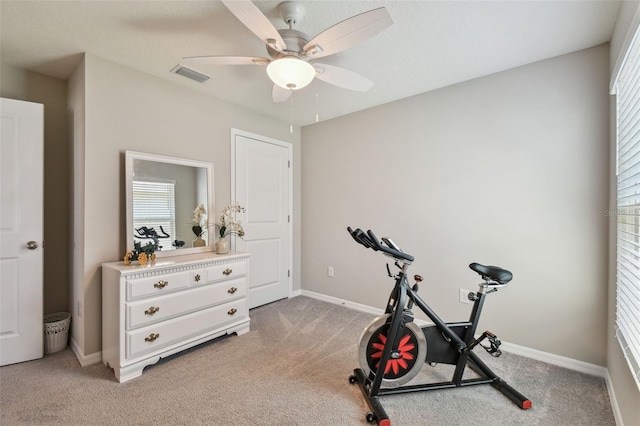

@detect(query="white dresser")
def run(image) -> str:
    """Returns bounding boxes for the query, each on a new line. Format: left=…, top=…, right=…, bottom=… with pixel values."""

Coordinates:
left=102, top=251, right=250, bottom=382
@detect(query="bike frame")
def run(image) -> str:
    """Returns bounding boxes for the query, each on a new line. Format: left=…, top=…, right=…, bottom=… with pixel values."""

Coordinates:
left=352, top=261, right=531, bottom=425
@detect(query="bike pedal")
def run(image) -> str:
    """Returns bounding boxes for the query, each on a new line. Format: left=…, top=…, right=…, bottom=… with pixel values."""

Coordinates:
left=481, top=331, right=502, bottom=357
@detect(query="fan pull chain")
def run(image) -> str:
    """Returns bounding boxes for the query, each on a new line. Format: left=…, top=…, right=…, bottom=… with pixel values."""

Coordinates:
left=289, top=91, right=294, bottom=134
left=315, top=91, right=319, bottom=123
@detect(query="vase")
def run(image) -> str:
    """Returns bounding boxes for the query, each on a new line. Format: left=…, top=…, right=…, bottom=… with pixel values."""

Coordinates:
left=216, top=237, right=230, bottom=254
left=192, top=236, right=206, bottom=247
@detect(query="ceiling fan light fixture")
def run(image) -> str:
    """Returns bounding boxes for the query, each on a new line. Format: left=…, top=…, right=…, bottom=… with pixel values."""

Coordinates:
left=267, top=57, right=315, bottom=90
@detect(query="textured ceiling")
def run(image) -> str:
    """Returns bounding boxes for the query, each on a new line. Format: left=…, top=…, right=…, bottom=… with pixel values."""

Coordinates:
left=0, top=1, right=622, bottom=126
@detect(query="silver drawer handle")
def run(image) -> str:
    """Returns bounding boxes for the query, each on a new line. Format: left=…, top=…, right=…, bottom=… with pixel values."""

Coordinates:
left=228, top=308, right=237, bottom=316
left=228, top=287, right=238, bottom=294
left=223, top=268, right=232, bottom=276
left=144, top=306, right=160, bottom=315
left=145, top=333, right=160, bottom=342
left=154, top=280, right=168, bottom=289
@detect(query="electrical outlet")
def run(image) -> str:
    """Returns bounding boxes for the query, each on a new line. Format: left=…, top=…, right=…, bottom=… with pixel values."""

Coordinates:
left=328, top=266, right=334, bottom=277
left=459, top=289, right=471, bottom=304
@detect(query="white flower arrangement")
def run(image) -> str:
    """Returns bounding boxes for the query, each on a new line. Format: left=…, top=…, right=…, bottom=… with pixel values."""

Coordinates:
left=192, top=204, right=207, bottom=237
left=216, top=203, right=246, bottom=239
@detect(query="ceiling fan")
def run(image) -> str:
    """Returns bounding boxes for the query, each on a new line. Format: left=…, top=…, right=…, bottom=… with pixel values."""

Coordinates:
left=182, top=0, right=393, bottom=102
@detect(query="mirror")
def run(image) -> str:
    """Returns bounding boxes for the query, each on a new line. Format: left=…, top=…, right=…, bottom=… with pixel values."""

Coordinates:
left=125, top=151, right=214, bottom=258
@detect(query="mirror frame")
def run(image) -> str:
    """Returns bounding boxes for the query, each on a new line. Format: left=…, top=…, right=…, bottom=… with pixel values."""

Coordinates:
left=125, top=150, right=214, bottom=258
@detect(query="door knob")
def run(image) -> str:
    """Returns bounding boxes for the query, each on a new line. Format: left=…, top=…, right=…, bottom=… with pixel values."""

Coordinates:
left=26, top=241, right=38, bottom=250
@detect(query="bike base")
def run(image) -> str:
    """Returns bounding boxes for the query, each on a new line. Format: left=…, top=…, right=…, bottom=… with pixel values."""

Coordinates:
left=351, top=368, right=391, bottom=426
left=350, top=358, right=532, bottom=425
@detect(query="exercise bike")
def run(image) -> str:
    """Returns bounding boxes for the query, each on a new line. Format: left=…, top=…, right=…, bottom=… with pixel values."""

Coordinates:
left=347, top=227, right=531, bottom=425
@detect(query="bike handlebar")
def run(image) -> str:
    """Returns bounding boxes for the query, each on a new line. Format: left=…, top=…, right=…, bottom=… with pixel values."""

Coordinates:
left=347, top=227, right=415, bottom=262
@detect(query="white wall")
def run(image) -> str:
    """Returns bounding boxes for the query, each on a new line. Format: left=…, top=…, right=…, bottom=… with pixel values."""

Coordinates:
left=302, top=44, right=609, bottom=366
left=70, top=54, right=300, bottom=357
left=68, top=56, right=86, bottom=356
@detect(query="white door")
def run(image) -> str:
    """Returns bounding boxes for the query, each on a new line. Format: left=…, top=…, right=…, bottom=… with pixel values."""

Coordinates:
left=232, top=130, right=291, bottom=309
left=0, top=98, right=44, bottom=366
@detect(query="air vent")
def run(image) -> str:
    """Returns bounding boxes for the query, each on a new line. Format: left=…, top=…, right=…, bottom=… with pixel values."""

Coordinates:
left=171, top=64, right=210, bottom=83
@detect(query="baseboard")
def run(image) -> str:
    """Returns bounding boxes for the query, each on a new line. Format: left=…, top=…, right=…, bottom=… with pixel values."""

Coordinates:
left=299, top=290, right=386, bottom=316
left=500, top=341, right=607, bottom=378
left=298, top=290, right=606, bottom=377
left=605, top=370, right=624, bottom=426
left=498, top=341, right=607, bottom=378
left=70, top=336, right=102, bottom=367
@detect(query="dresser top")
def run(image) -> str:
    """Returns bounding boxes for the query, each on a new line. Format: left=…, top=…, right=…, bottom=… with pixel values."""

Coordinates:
left=102, top=251, right=250, bottom=272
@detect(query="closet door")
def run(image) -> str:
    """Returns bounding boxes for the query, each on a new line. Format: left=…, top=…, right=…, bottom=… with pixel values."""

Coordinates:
left=232, top=129, right=292, bottom=309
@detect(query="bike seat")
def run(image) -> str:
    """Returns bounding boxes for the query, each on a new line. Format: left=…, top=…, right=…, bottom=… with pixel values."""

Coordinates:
left=469, top=263, right=512, bottom=285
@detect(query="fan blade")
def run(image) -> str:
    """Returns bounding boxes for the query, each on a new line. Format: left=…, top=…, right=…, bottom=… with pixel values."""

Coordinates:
left=222, top=0, right=286, bottom=52
left=303, top=7, right=392, bottom=59
left=272, top=84, right=292, bottom=103
left=182, top=56, right=270, bottom=66
left=313, top=63, right=373, bottom=92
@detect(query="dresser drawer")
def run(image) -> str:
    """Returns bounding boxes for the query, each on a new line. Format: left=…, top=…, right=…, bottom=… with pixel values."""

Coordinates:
left=125, top=277, right=247, bottom=330
left=126, top=271, right=190, bottom=301
left=126, top=298, right=247, bottom=360
left=206, top=261, right=247, bottom=282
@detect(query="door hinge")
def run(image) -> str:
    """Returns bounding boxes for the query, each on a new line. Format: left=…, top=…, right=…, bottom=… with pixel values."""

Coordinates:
left=288, top=160, right=291, bottom=168
left=288, top=270, right=291, bottom=277
left=288, top=215, right=290, bottom=223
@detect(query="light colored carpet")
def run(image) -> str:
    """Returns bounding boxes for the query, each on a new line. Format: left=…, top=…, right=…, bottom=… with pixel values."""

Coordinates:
left=0, top=296, right=614, bottom=425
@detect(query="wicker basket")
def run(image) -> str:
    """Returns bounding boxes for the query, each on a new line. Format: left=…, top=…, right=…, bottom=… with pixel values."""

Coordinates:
left=44, top=312, right=71, bottom=354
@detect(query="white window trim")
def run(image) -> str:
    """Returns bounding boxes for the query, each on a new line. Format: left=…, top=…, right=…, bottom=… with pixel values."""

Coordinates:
left=613, top=21, right=640, bottom=391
